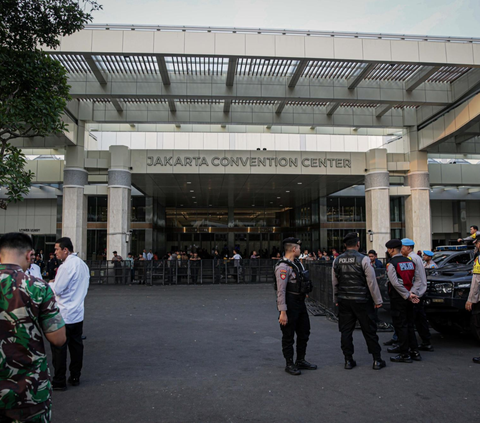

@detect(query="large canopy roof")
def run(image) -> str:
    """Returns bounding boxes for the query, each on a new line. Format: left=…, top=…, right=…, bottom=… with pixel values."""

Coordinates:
left=48, top=25, right=480, bottom=136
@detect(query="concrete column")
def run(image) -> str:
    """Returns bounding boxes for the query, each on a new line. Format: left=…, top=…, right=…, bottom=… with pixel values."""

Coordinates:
left=107, top=146, right=131, bottom=258
left=404, top=129, right=432, bottom=251
left=62, top=121, right=87, bottom=259
left=365, top=149, right=390, bottom=258
left=405, top=172, right=431, bottom=251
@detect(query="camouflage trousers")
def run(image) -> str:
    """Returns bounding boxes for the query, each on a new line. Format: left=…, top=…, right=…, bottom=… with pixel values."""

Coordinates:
left=0, top=403, right=51, bottom=423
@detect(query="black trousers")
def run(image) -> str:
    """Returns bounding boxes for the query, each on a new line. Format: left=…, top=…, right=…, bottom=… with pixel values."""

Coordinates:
left=390, top=297, right=418, bottom=354
left=413, top=298, right=431, bottom=343
left=338, top=299, right=382, bottom=360
left=280, top=294, right=310, bottom=362
left=471, top=302, right=480, bottom=340
left=51, top=321, right=84, bottom=385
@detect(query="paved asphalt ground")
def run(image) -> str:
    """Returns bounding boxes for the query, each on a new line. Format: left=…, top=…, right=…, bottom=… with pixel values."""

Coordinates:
left=50, top=284, right=479, bottom=423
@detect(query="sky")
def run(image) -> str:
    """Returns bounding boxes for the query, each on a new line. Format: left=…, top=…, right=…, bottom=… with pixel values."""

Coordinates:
left=91, top=0, right=480, bottom=38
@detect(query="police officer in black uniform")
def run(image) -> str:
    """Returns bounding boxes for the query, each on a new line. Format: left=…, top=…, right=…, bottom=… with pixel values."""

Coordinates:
left=275, top=237, right=317, bottom=375
left=332, top=232, right=386, bottom=370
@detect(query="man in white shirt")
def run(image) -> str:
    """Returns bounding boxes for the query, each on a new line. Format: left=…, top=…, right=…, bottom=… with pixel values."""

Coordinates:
left=49, top=237, right=90, bottom=390
left=26, top=249, right=43, bottom=279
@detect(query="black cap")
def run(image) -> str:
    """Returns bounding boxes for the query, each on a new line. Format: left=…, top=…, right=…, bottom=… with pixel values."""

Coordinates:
left=343, top=232, right=359, bottom=243
left=113, top=251, right=117, bottom=254
left=282, top=237, right=302, bottom=246
left=385, top=239, right=402, bottom=249
left=368, top=250, right=377, bottom=255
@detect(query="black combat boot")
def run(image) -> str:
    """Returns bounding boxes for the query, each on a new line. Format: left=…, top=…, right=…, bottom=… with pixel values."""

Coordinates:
left=344, top=357, right=356, bottom=370
left=285, top=361, right=301, bottom=376
left=372, top=357, right=386, bottom=370
left=418, top=342, right=434, bottom=352
left=295, top=358, right=317, bottom=370
left=390, top=354, right=413, bottom=363
left=409, top=350, right=422, bottom=361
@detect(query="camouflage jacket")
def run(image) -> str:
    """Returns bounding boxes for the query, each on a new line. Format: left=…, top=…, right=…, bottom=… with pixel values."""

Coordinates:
left=0, top=264, right=65, bottom=419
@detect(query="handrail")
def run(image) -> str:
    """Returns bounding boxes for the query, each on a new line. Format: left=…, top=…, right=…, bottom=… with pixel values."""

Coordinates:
left=85, top=24, right=480, bottom=44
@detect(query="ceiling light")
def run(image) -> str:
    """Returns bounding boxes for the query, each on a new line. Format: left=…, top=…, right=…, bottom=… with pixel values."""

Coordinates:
left=277, top=197, right=281, bottom=199
left=280, top=205, right=283, bottom=207
left=192, top=196, right=195, bottom=198
left=187, top=181, right=191, bottom=184
left=286, top=190, right=290, bottom=193
left=190, top=190, right=194, bottom=192
left=194, top=202, right=197, bottom=204
left=297, top=182, right=302, bottom=185
left=252, top=204, right=255, bottom=206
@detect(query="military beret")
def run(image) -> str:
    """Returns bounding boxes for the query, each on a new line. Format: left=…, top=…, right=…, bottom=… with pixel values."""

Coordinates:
left=343, top=232, right=359, bottom=243
left=282, top=237, right=302, bottom=246
left=401, top=238, right=415, bottom=246
left=385, top=239, right=402, bottom=249
left=423, top=250, right=434, bottom=257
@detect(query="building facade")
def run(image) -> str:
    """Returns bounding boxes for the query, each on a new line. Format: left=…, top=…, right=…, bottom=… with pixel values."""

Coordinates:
left=2, top=25, right=480, bottom=258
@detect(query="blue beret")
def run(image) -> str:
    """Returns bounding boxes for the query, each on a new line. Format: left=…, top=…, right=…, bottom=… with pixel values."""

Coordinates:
left=423, top=250, right=434, bottom=257
left=401, top=238, right=415, bottom=246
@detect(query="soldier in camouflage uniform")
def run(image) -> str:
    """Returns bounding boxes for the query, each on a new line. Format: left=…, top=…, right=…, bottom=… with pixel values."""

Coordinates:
left=0, top=232, right=66, bottom=423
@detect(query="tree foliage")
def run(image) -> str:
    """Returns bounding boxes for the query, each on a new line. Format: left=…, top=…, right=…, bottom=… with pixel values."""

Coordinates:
left=0, top=0, right=101, bottom=209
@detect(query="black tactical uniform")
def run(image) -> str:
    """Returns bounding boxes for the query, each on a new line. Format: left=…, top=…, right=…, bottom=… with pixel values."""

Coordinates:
left=275, top=237, right=316, bottom=375
left=332, top=232, right=385, bottom=370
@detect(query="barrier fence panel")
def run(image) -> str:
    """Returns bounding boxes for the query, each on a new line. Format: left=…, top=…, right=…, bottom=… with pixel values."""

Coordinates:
left=84, top=260, right=389, bottom=312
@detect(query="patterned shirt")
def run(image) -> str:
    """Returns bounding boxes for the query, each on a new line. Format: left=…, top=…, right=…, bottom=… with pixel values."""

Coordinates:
left=0, top=264, right=65, bottom=419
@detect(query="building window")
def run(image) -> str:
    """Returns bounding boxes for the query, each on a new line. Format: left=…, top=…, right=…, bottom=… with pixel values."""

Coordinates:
left=87, top=196, right=108, bottom=222
left=390, top=198, right=404, bottom=222
left=86, top=230, right=107, bottom=260
left=131, top=196, right=146, bottom=222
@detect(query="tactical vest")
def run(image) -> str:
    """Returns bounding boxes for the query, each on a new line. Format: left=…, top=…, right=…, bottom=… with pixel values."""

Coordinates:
left=473, top=257, right=480, bottom=274
left=333, top=250, right=369, bottom=301
left=387, top=255, right=415, bottom=295
left=273, top=259, right=313, bottom=294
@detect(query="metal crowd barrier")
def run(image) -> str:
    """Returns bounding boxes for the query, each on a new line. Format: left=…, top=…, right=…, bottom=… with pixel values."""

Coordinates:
left=85, top=259, right=390, bottom=315
left=86, top=259, right=286, bottom=286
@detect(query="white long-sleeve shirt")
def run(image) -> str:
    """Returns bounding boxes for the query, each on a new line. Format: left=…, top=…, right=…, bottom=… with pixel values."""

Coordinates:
left=26, top=263, right=42, bottom=279
left=49, top=253, right=90, bottom=324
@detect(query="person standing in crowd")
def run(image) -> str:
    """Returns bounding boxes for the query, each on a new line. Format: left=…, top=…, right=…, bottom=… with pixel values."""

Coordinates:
left=423, top=251, right=438, bottom=269
left=213, top=250, right=221, bottom=284
left=385, top=239, right=421, bottom=363
left=112, top=251, right=124, bottom=284
left=147, top=250, right=153, bottom=261
left=466, top=237, right=480, bottom=363
left=368, top=250, right=384, bottom=268
left=231, top=249, right=242, bottom=282
left=189, top=252, right=201, bottom=284
left=275, top=237, right=317, bottom=375
left=250, top=250, right=259, bottom=283
left=458, top=225, right=478, bottom=244
left=26, top=249, right=43, bottom=279
left=49, top=237, right=90, bottom=390
left=332, top=233, right=385, bottom=370
left=400, top=238, right=433, bottom=353
left=0, top=232, right=66, bottom=422
left=46, top=251, right=60, bottom=281
left=126, top=252, right=135, bottom=284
